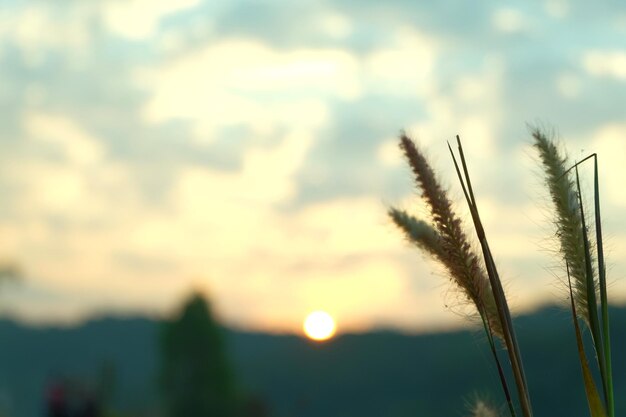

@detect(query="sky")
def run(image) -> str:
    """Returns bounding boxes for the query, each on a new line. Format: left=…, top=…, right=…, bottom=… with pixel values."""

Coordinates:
left=1, top=0, right=626, bottom=334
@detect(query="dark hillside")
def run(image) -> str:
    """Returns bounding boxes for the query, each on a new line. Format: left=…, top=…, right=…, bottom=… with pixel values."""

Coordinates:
left=0, top=306, right=625, bottom=417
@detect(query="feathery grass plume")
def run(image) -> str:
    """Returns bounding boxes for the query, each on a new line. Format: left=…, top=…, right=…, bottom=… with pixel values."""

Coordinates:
left=469, top=400, right=500, bottom=417
left=388, top=208, right=443, bottom=258
left=531, top=127, right=595, bottom=323
left=450, top=136, right=532, bottom=417
left=533, top=128, right=613, bottom=416
left=390, top=134, right=502, bottom=339
left=388, top=207, right=501, bottom=339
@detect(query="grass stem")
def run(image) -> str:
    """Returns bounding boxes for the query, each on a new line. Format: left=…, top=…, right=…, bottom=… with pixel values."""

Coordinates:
left=449, top=136, right=533, bottom=417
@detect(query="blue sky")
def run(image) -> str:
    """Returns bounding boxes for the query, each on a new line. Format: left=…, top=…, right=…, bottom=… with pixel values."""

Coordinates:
left=1, top=0, right=626, bottom=333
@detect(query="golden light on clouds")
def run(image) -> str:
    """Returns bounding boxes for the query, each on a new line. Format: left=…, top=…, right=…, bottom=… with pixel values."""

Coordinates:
left=3, top=0, right=626, bottom=335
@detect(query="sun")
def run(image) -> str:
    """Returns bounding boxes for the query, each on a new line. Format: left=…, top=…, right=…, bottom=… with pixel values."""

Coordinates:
left=303, top=311, right=336, bottom=341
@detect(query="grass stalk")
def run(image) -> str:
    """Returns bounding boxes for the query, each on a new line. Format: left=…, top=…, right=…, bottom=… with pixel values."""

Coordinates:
left=567, top=262, right=607, bottom=417
left=448, top=136, right=533, bottom=417
left=480, top=315, right=517, bottom=417
left=531, top=128, right=593, bottom=322
left=534, top=127, right=614, bottom=416
left=389, top=128, right=616, bottom=417
left=563, top=154, right=614, bottom=417
left=574, top=165, right=609, bottom=411
left=392, top=134, right=503, bottom=339
left=388, top=134, right=522, bottom=416
left=593, top=155, right=614, bottom=417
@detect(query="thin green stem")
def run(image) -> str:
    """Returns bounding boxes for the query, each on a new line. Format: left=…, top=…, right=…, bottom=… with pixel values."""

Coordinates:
left=449, top=136, right=533, bottom=417
left=575, top=165, right=608, bottom=411
left=567, top=262, right=607, bottom=417
left=480, top=314, right=517, bottom=417
left=592, top=156, right=614, bottom=417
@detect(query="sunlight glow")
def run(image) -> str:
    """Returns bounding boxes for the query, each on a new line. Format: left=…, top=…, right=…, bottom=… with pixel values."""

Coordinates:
left=303, top=311, right=336, bottom=341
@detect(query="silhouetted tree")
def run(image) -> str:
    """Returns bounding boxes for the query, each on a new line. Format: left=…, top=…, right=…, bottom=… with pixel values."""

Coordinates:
left=97, top=360, right=116, bottom=417
left=160, top=292, right=237, bottom=417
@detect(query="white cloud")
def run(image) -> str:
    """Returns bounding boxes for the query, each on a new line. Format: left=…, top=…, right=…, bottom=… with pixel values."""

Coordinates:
left=158, top=29, right=188, bottom=54
left=140, top=39, right=360, bottom=138
left=9, top=113, right=112, bottom=216
left=109, top=129, right=316, bottom=281
left=175, top=129, right=312, bottom=211
left=105, top=146, right=429, bottom=331
left=583, top=51, right=626, bottom=80
left=456, top=116, right=496, bottom=157
left=377, top=137, right=403, bottom=167
left=364, top=27, right=437, bottom=96
left=24, top=112, right=104, bottom=166
left=6, top=0, right=626, bottom=334
left=589, top=124, right=626, bottom=208
left=1, top=114, right=145, bottom=294
left=0, top=124, right=329, bottom=329
left=544, top=0, right=569, bottom=19
left=492, top=8, right=527, bottom=33
left=102, top=0, right=201, bottom=40
left=140, top=30, right=439, bottom=137
left=456, top=76, right=489, bottom=102
left=407, top=58, right=504, bottom=164
left=316, top=12, right=353, bottom=39
left=0, top=4, right=93, bottom=67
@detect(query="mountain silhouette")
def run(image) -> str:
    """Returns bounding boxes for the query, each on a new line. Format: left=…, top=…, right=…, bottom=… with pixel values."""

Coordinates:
left=0, top=305, right=624, bottom=417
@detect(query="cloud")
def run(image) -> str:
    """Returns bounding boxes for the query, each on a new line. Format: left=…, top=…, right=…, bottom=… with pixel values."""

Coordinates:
left=140, top=38, right=360, bottom=139
left=377, top=137, right=403, bottom=167
left=583, top=50, right=626, bottom=80
left=140, top=25, right=438, bottom=135
left=588, top=124, right=626, bottom=208
left=0, top=3, right=94, bottom=68
left=492, top=8, right=528, bottom=33
left=101, top=0, right=201, bottom=40
left=363, top=26, right=437, bottom=96
left=315, top=12, right=354, bottom=39
left=544, top=0, right=569, bottom=19
left=24, top=112, right=104, bottom=166
left=3, top=0, right=626, bottom=334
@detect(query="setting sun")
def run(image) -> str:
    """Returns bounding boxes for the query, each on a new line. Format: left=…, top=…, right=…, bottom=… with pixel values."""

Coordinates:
left=303, top=311, right=337, bottom=341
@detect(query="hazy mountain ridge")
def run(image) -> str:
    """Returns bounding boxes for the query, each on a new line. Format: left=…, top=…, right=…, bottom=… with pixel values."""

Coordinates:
left=0, top=305, right=625, bottom=417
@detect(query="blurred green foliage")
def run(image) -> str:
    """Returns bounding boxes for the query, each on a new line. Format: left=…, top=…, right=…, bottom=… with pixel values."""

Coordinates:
left=160, top=293, right=238, bottom=417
